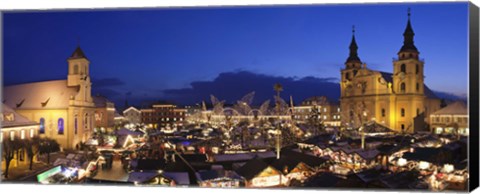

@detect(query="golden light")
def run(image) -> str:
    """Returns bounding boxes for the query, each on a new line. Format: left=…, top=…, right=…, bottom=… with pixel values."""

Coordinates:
left=442, top=164, right=454, bottom=173
left=397, top=158, right=407, bottom=166
left=123, top=135, right=135, bottom=148
left=419, top=161, right=430, bottom=170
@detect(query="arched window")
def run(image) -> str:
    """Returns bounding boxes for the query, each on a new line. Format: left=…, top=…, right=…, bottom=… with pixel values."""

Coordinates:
left=381, top=109, right=386, bottom=117
left=401, top=108, right=405, bottom=117
left=416, top=64, right=419, bottom=74
left=73, top=64, right=79, bottom=74
left=417, top=108, right=420, bottom=116
left=400, top=83, right=406, bottom=93
left=346, top=72, right=350, bottom=80
left=416, top=83, right=420, bottom=92
left=39, top=118, right=45, bottom=134
left=58, top=118, right=64, bottom=135
left=85, top=113, right=88, bottom=129
left=400, top=64, right=406, bottom=73
left=74, top=115, right=78, bottom=135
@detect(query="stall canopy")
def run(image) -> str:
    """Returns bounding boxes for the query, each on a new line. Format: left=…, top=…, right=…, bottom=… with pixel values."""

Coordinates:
left=115, top=128, right=144, bottom=136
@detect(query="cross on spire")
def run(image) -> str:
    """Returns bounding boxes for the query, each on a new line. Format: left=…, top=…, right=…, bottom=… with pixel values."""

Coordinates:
left=346, top=24, right=361, bottom=64
left=399, top=7, right=418, bottom=54
left=408, top=7, right=411, bottom=19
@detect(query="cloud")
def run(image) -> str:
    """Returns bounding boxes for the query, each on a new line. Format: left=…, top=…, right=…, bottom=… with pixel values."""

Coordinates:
left=162, top=70, right=340, bottom=105
left=92, top=88, right=122, bottom=97
left=92, top=77, right=125, bottom=88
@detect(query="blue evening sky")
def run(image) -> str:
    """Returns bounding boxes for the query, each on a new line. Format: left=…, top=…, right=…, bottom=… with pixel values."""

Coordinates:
left=3, top=2, right=469, bottom=105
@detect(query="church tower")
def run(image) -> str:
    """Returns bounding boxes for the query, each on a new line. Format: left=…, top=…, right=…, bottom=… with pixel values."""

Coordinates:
left=341, top=26, right=362, bottom=97
left=67, top=46, right=93, bottom=103
left=392, top=9, right=425, bottom=95
left=391, top=9, right=425, bottom=132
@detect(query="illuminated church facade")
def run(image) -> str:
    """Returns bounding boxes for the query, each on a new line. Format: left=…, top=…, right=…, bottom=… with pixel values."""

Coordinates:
left=3, top=47, right=96, bottom=149
left=339, top=11, right=441, bottom=133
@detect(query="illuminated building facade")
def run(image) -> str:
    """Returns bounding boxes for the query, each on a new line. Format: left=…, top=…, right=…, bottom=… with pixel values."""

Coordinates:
left=292, top=96, right=341, bottom=127
left=123, top=106, right=142, bottom=124
left=1, top=103, right=40, bottom=169
left=429, top=101, right=469, bottom=136
left=3, top=46, right=96, bottom=149
left=339, top=12, right=441, bottom=132
left=141, top=104, right=186, bottom=128
left=93, top=95, right=116, bottom=131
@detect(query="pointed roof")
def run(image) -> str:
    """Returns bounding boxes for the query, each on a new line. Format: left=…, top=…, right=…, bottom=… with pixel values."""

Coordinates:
left=69, top=46, right=88, bottom=60
left=1, top=103, right=39, bottom=128
left=431, top=101, right=467, bottom=115
left=346, top=26, right=361, bottom=64
left=3, top=80, right=78, bottom=109
left=399, top=9, right=418, bottom=53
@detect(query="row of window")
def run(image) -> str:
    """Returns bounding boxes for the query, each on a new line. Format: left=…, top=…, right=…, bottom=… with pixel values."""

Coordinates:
left=0, top=128, right=36, bottom=141
left=39, top=118, right=64, bottom=135
left=399, top=82, right=421, bottom=93
left=380, top=108, right=420, bottom=117
left=399, top=64, right=420, bottom=75
left=143, top=117, right=184, bottom=122
left=39, top=114, right=93, bottom=135
left=432, top=116, right=468, bottom=124
left=125, top=112, right=140, bottom=117
left=142, top=112, right=184, bottom=116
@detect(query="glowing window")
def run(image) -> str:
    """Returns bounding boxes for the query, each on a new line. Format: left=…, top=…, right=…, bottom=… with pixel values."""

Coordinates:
left=21, top=130, right=25, bottom=139
left=58, top=118, right=64, bottom=135
left=10, top=131, right=15, bottom=141
left=30, top=129, right=34, bottom=138
left=39, top=118, right=45, bottom=134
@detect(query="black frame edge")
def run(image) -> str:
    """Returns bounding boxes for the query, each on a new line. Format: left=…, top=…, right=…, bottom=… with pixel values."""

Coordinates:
left=469, top=1, right=480, bottom=192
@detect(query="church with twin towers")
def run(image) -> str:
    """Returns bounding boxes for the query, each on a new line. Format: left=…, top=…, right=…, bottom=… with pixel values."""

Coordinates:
left=339, top=10, right=441, bottom=133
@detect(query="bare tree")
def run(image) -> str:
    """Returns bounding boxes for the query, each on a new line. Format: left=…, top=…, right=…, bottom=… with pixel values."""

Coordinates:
left=24, top=136, right=41, bottom=170
left=38, top=138, right=60, bottom=164
left=2, top=138, right=23, bottom=179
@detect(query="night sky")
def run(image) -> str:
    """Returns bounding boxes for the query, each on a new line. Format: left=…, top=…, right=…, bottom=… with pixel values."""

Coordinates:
left=3, top=2, right=469, bottom=108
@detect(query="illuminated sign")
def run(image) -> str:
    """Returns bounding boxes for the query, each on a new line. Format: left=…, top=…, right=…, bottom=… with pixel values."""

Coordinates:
left=251, top=175, right=281, bottom=187
left=37, top=166, right=62, bottom=183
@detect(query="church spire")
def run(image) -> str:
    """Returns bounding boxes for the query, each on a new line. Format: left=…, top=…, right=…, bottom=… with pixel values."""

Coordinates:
left=346, top=25, right=361, bottom=64
left=69, top=46, right=88, bottom=60
left=399, top=8, right=418, bottom=54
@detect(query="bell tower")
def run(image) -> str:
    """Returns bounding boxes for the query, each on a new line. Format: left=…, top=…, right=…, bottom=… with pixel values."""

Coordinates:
left=341, top=26, right=363, bottom=97
left=67, top=46, right=92, bottom=103
left=392, top=8, right=424, bottom=95
left=392, top=8, right=426, bottom=133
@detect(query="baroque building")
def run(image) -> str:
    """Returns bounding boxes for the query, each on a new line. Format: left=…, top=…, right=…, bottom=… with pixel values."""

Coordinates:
left=339, top=11, right=441, bottom=132
left=3, top=46, right=96, bottom=149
